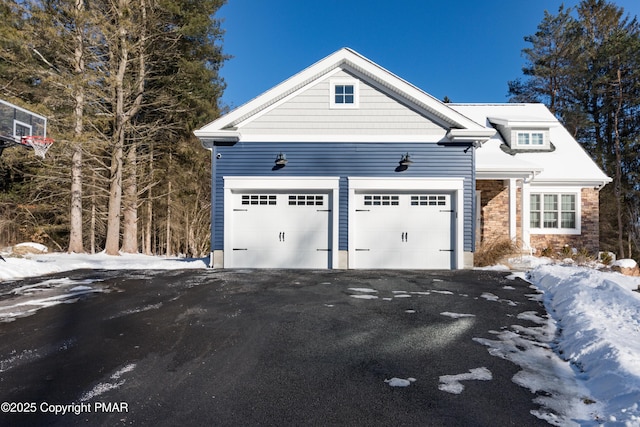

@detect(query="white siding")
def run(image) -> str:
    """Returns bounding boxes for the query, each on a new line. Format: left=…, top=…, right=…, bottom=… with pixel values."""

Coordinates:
left=239, top=70, right=446, bottom=138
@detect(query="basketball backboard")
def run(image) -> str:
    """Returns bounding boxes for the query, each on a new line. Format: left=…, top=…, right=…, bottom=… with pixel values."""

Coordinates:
left=0, top=99, right=47, bottom=140
left=0, top=99, right=52, bottom=158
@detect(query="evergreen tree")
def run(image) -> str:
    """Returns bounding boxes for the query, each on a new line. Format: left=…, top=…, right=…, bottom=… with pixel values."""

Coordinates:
left=509, top=0, right=640, bottom=257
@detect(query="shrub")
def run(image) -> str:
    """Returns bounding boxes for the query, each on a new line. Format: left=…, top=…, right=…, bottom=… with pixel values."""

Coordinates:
left=540, top=247, right=554, bottom=258
left=474, top=238, right=519, bottom=267
left=599, top=251, right=614, bottom=265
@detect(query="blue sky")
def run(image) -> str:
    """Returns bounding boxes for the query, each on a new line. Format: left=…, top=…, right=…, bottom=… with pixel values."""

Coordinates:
left=217, top=1, right=640, bottom=110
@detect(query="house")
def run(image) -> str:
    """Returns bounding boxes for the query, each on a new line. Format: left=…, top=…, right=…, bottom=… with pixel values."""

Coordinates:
left=194, top=48, right=610, bottom=269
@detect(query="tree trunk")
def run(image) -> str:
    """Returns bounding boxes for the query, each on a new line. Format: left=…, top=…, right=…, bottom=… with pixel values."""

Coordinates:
left=68, top=144, right=84, bottom=252
left=105, top=132, right=124, bottom=255
left=67, top=0, right=85, bottom=253
left=121, top=142, right=138, bottom=253
left=90, top=177, right=96, bottom=254
left=144, top=143, right=153, bottom=255
left=166, top=179, right=172, bottom=257
left=613, top=68, right=625, bottom=257
left=104, top=0, right=146, bottom=255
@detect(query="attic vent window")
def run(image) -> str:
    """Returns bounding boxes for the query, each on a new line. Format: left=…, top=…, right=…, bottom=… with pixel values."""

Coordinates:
left=335, top=85, right=354, bottom=104
left=517, top=131, right=544, bottom=146
left=330, top=80, right=359, bottom=108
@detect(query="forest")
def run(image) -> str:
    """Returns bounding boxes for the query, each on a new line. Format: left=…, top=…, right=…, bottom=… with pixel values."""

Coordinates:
left=1, top=0, right=640, bottom=259
left=0, top=0, right=226, bottom=257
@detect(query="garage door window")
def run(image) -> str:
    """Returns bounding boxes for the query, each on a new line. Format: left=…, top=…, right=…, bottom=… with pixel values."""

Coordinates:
left=288, top=195, right=324, bottom=206
left=241, top=194, right=277, bottom=205
left=410, top=195, right=446, bottom=206
left=364, top=195, right=399, bottom=206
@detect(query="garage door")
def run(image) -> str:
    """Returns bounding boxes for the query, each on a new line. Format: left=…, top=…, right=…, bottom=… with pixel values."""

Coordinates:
left=229, top=192, right=332, bottom=268
left=352, top=192, right=454, bottom=269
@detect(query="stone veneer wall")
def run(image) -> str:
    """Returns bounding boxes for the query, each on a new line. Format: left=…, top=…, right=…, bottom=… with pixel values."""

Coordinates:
left=476, top=180, right=509, bottom=245
left=477, top=181, right=601, bottom=254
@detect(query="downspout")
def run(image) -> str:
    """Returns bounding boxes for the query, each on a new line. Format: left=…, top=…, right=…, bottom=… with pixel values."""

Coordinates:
left=207, top=142, right=218, bottom=268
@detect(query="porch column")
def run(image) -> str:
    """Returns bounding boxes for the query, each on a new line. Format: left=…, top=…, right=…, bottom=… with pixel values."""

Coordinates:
left=508, top=179, right=517, bottom=241
left=520, top=179, right=531, bottom=250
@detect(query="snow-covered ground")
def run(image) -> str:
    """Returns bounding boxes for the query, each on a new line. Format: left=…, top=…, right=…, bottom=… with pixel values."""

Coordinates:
left=0, top=247, right=207, bottom=282
left=1, top=248, right=640, bottom=425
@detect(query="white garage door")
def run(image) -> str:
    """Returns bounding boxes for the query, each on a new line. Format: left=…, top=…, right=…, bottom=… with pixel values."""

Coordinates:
left=229, top=192, right=332, bottom=268
left=353, top=192, right=454, bottom=269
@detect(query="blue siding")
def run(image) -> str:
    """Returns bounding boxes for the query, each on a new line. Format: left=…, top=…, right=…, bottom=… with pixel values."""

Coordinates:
left=211, top=142, right=475, bottom=252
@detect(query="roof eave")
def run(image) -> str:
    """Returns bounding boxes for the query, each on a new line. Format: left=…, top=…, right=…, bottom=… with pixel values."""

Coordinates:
left=446, top=128, right=496, bottom=143
left=193, top=130, right=241, bottom=149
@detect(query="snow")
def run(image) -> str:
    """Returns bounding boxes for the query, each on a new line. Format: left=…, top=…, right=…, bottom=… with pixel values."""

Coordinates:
left=0, top=251, right=207, bottom=282
left=612, top=258, right=638, bottom=269
left=385, top=377, right=416, bottom=387
left=527, top=264, right=640, bottom=425
left=79, top=363, right=136, bottom=402
left=1, top=250, right=640, bottom=424
left=439, top=367, right=493, bottom=394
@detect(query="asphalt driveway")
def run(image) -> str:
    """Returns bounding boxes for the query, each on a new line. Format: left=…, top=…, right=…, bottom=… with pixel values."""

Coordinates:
left=0, top=269, right=551, bottom=426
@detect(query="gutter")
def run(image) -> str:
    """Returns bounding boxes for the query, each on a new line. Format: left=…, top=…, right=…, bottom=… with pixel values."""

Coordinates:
left=193, top=130, right=241, bottom=150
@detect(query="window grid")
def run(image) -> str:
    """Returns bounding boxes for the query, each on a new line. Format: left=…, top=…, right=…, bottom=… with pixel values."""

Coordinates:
left=530, top=193, right=576, bottom=229
left=410, top=195, right=446, bottom=206
left=288, top=195, right=324, bottom=206
left=364, top=195, right=399, bottom=206
left=517, top=131, right=544, bottom=146
left=334, top=85, right=354, bottom=104
left=241, top=195, right=277, bottom=206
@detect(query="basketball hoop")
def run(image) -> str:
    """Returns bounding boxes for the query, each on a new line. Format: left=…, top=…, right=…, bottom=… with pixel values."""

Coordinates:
left=21, top=135, right=54, bottom=159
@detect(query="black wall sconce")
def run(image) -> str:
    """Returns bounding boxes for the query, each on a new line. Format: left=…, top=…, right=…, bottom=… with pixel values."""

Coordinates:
left=396, top=152, right=412, bottom=172
left=399, top=153, right=413, bottom=167
left=273, top=152, right=288, bottom=170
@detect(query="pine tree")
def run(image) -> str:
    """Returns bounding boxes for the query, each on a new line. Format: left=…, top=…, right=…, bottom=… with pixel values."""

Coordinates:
left=509, top=0, right=640, bottom=257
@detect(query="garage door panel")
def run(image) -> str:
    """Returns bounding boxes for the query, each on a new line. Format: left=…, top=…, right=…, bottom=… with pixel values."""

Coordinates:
left=353, top=192, right=454, bottom=269
left=229, top=192, right=331, bottom=268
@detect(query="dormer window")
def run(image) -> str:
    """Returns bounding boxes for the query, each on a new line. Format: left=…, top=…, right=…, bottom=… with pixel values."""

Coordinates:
left=517, top=131, right=544, bottom=146
left=330, top=79, right=359, bottom=109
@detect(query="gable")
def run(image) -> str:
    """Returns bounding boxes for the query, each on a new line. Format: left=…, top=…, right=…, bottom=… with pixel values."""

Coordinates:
left=237, top=69, right=448, bottom=141
left=194, top=48, right=494, bottom=145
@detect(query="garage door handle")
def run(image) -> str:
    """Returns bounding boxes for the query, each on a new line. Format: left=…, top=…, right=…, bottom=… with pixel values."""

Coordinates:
left=439, top=249, right=454, bottom=252
left=317, top=209, right=331, bottom=212
left=355, top=249, right=370, bottom=251
left=316, top=249, right=331, bottom=251
left=279, top=232, right=285, bottom=242
left=402, top=232, right=408, bottom=242
left=356, top=209, right=370, bottom=212
left=233, top=209, right=248, bottom=212
left=233, top=248, right=248, bottom=251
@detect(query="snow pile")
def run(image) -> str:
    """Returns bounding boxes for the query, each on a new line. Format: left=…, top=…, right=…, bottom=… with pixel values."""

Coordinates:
left=528, top=264, right=640, bottom=425
left=0, top=251, right=207, bottom=281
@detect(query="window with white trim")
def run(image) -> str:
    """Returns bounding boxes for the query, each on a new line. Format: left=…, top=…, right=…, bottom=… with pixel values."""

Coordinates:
left=330, top=80, right=359, bottom=108
left=517, top=131, right=544, bottom=146
left=530, top=193, right=576, bottom=230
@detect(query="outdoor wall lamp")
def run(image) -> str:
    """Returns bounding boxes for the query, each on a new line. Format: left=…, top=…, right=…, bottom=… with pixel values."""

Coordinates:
left=399, top=153, right=413, bottom=167
left=275, top=152, right=288, bottom=166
